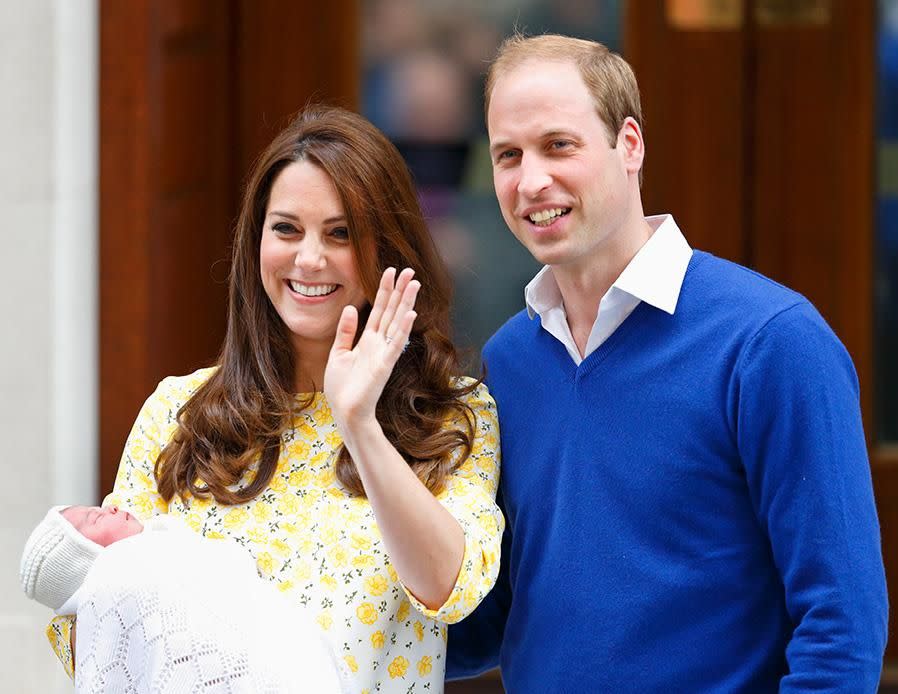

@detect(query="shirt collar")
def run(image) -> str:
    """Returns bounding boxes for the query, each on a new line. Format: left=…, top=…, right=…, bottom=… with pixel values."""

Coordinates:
left=525, top=214, right=692, bottom=318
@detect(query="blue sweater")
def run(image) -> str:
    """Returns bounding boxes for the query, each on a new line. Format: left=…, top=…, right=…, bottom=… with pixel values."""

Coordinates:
left=448, top=251, right=887, bottom=692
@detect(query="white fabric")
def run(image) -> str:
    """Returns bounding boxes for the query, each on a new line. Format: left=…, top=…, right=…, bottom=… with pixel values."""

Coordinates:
left=20, top=505, right=103, bottom=612
left=72, top=518, right=344, bottom=693
left=525, top=214, right=693, bottom=364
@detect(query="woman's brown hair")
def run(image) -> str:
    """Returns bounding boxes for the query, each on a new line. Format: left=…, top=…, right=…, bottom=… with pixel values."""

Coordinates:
left=155, top=105, right=477, bottom=504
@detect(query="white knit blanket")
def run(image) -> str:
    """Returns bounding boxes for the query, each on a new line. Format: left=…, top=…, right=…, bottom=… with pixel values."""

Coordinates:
left=71, top=518, right=343, bottom=693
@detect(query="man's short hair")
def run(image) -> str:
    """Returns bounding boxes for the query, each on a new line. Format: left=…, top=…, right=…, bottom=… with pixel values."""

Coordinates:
left=484, top=33, right=643, bottom=147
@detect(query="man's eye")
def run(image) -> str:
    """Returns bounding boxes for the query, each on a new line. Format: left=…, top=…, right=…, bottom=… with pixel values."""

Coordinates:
left=497, top=150, right=518, bottom=162
left=550, top=140, right=572, bottom=150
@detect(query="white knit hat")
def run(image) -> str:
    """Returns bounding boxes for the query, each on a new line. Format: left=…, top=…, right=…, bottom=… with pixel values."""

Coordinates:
left=19, top=506, right=104, bottom=612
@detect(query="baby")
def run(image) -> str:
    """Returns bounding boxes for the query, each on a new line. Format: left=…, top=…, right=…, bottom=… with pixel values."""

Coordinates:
left=20, top=505, right=344, bottom=693
left=20, top=505, right=146, bottom=614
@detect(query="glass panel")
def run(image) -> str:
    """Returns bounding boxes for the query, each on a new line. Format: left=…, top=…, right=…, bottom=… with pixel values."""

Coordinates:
left=877, top=0, right=898, bottom=441
left=362, top=0, right=626, bottom=365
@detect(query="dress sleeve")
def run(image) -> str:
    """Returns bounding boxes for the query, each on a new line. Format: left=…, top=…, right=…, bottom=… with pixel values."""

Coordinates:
left=45, top=378, right=179, bottom=676
left=103, top=378, right=178, bottom=518
left=734, top=303, right=888, bottom=692
left=401, top=382, right=504, bottom=624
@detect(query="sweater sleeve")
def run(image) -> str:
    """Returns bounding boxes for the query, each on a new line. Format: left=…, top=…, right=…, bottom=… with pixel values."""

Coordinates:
left=45, top=377, right=179, bottom=676
left=734, top=303, right=888, bottom=692
left=400, top=382, right=505, bottom=624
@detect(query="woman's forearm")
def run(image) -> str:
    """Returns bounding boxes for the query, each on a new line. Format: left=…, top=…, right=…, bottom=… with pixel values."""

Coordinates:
left=340, top=416, right=465, bottom=610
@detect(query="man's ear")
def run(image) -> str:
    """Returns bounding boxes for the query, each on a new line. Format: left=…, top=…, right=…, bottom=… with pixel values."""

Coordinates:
left=617, top=116, right=645, bottom=175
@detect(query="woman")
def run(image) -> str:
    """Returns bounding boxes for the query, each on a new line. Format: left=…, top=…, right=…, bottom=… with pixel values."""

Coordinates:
left=48, top=105, right=502, bottom=692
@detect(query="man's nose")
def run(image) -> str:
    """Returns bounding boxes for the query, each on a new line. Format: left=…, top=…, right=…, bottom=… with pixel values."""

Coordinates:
left=517, top=154, right=552, bottom=198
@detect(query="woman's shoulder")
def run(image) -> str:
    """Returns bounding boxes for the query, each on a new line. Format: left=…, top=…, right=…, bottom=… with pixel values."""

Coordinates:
left=451, top=376, right=496, bottom=414
left=149, top=366, right=219, bottom=408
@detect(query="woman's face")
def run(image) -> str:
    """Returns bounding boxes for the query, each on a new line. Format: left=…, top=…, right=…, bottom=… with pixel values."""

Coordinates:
left=259, top=160, right=367, bottom=359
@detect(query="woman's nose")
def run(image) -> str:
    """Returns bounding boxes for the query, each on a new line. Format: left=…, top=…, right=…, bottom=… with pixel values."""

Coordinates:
left=294, top=238, right=327, bottom=271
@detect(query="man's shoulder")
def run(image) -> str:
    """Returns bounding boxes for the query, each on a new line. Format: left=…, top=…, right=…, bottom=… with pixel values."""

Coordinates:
left=688, top=251, right=814, bottom=321
left=483, top=309, right=535, bottom=354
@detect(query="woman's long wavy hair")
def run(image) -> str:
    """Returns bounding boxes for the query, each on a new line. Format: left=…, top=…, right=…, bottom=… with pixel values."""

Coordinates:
left=155, top=105, right=477, bottom=504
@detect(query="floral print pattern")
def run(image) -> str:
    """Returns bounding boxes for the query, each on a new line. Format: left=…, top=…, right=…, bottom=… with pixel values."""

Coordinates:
left=48, top=367, right=502, bottom=693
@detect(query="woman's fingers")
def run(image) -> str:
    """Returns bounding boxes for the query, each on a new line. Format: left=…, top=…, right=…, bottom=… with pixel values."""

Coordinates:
left=366, top=267, right=396, bottom=334
left=330, top=305, right=359, bottom=355
left=378, top=268, right=415, bottom=336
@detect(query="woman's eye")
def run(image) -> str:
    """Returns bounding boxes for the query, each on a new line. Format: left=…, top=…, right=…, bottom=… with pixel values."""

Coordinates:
left=272, top=222, right=296, bottom=234
left=331, top=227, right=350, bottom=240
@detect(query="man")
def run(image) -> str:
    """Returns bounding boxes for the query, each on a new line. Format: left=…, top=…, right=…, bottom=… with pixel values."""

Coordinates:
left=447, top=34, right=888, bottom=691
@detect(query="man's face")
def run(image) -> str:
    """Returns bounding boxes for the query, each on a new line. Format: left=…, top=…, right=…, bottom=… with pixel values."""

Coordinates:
left=62, top=505, right=143, bottom=547
left=487, top=59, right=641, bottom=275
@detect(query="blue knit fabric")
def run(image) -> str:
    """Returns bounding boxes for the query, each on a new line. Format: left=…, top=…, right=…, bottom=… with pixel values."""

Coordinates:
left=448, top=251, right=887, bottom=692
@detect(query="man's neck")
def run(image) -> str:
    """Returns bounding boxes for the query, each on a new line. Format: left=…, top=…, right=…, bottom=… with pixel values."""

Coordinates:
left=554, top=217, right=653, bottom=357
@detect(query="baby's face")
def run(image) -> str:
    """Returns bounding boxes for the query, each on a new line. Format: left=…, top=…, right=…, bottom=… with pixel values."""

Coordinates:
left=62, top=505, right=143, bottom=547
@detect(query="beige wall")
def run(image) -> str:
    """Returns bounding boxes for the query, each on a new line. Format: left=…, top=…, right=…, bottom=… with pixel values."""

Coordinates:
left=0, top=0, right=97, bottom=689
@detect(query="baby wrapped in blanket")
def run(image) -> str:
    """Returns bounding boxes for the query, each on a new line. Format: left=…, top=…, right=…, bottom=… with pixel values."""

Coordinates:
left=20, top=505, right=344, bottom=693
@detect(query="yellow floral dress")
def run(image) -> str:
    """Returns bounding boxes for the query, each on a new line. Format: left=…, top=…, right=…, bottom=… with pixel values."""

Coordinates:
left=48, top=367, right=503, bottom=693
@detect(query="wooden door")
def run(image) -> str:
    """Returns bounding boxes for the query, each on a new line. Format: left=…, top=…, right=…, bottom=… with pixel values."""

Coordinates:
left=99, top=0, right=359, bottom=495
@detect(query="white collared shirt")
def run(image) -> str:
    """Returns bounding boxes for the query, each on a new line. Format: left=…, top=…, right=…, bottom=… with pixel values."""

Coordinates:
left=524, top=214, right=693, bottom=365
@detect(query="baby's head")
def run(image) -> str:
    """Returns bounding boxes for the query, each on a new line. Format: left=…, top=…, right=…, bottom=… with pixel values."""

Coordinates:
left=19, top=505, right=143, bottom=611
left=61, top=505, right=143, bottom=546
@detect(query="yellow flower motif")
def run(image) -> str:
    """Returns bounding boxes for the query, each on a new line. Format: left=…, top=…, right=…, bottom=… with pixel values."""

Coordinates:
left=386, top=563, right=398, bottom=582
left=297, top=422, right=316, bottom=440
left=269, top=475, right=287, bottom=493
left=287, top=440, right=311, bottom=459
left=356, top=602, right=378, bottom=625
left=343, top=654, right=359, bottom=673
left=135, top=469, right=153, bottom=488
left=310, top=451, right=330, bottom=467
left=413, top=621, right=424, bottom=641
left=316, top=611, right=333, bottom=630
left=320, top=524, right=340, bottom=546
left=328, top=544, right=349, bottom=567
left=364, top=573, right=388, bottom=596
left=186, top=513, right=202, bottom=531
left=270, top=538, right=291, bottom=557
left=222, top=508, right=248, bottom=529
left=352, top=554, right=375, bottom=568
left=320, top=575, right=337, bottom=591
left=280, top=522, right=298, bottom=535
left=276, top=493, right=298, bottom=515
left=396, top=600, right=410, bottom=622
left=256, top=552, right=275, bottom=577
left=277, top=580, right=294, bottom=593
left=387, top=656, right=409, bottom=679
left=205, top=531, right=224, bottom=540
left=132, top=495, right=153, bottom=517
left=478, top=513, right=498, bottom=534
left=251, top=502, right=272, bottom=522
left=464, top=584, right=480, bottom=607
left=350, top=533, right=371, bottom=551
left=288, top=469, right=311, bottom=487
left=312, top=403, right=332, bottom=425
left=247, top=527, right=268, bottom=544
left=294, top=562, right=311, bottom=581
left=315, top=468, right=336, bottom=488
left=417, top=655, right=433, bottom=676
left=370, top=630, right=385, bottom=649
left=324, top=430, right=342, bottom=448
